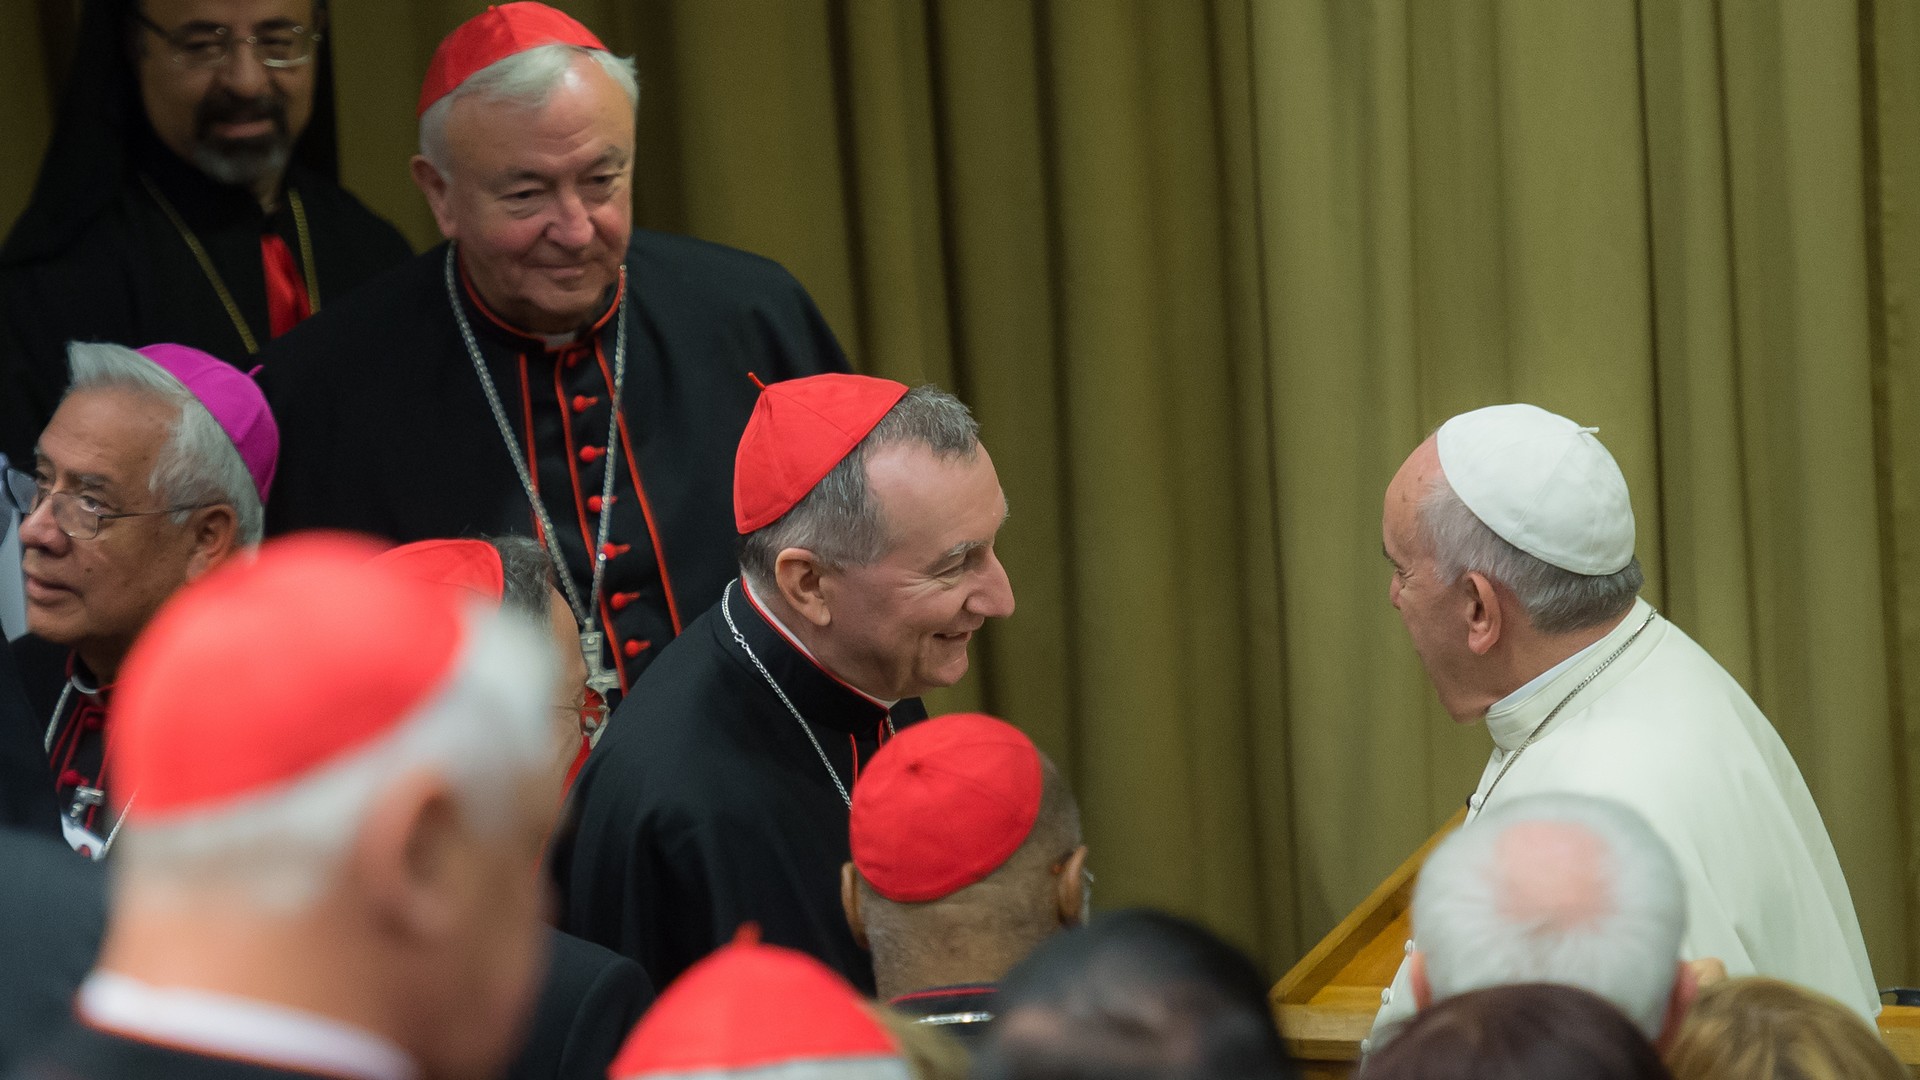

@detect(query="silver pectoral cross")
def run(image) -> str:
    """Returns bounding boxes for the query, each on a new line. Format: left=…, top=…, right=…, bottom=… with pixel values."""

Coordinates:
left=579, top=629, right=621, bottom=696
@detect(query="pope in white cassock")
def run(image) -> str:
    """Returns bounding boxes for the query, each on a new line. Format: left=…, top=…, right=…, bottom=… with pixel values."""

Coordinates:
left=1369, top=404, right=1878, bottom=1045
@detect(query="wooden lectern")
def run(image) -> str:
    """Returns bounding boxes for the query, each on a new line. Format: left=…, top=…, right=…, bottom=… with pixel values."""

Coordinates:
left=1269, top=811, right=1920, bottom=1078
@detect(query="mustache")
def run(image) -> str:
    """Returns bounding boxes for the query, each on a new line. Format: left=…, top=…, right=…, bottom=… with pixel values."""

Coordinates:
left=194, top=90, right=289, bottom=142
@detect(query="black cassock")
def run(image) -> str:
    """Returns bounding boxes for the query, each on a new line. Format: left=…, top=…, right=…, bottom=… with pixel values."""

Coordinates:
left=9, top=1025, right=346, bottom=1080
left=0, top=829, right=105, bottom=1074
left=259, top=236, right=848, bottom=689
left=0, top=136, right=412, bottom=464
left=550, top=579, right=926, bottom=992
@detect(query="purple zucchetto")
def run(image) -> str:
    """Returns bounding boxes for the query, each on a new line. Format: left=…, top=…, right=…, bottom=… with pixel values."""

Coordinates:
left=135, top=343, right=279, bottom=503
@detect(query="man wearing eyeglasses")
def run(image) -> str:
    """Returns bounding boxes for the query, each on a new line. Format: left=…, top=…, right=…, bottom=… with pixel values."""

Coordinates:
left=0, top=0, right=411, bottom=466
left=5, top=341, right=276, bottom=857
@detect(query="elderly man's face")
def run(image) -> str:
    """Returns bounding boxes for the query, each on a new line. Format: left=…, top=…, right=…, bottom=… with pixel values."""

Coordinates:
left=134, top=0, right=319, bottom=191
left=418, top=55, right=635, bottom=336
left=817, top=443, right=1016, bottom=701
left=21, top=389, right=213, bottom=679
left=1383, top=437, right=1481, bottom=722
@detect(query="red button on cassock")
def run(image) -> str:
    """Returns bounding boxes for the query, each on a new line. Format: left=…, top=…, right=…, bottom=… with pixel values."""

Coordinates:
left=623, top=639, right=645, bottom=658
left=572, top=395, right=599, bottom=413
left=587, top=495, right=616, bottom=513
left=579, top=446, right=603, bottom=463
left=601, top=543, right=631, bottom=561
left=611, top=590, right=639, bottom=611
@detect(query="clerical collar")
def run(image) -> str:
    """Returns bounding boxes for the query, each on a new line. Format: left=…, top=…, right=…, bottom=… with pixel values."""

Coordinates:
left=455, top=249, right=621, bottom=352
left=1483, top=599, right=1661, bottom=752
left=79, top=972, right=418, bottom=1080
left=740, top=576, right=898, bottom=709
left=66, top=654, right=109, bottom=698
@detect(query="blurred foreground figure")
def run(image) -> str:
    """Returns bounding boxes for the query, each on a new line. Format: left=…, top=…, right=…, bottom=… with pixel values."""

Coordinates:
left=1395, top=794, right=1695, bottom=1050
left=9, top=342, right=275, bottom=855
left=1373, top=403, right=1875, bottom=1040
left=1358, top=983, right=1672, bottom=1080
left=0, top=0, right=410, bottom=462
left=373, top=536, right=652, bottom=1080
left=261, top=1, right=849, bottom=691
left=842, top=712, right=1088, bottom=1045
left=554, top=375, right=1014, bottom=991
left=1666, top=977, right=1906, bottom=1080
left=10, top=535, right=561, bottom=1080
left=609, top=931, right=909, bottom=1080
left=975, top=909, right=1298, bottom=1080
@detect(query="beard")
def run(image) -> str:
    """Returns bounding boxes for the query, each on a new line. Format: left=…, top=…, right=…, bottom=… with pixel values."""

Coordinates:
left=190, top=88, right=294, bottom=188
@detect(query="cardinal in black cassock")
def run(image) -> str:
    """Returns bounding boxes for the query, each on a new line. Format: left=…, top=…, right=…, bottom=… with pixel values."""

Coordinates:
left=0, top=0, right=411, bottom=465
left=259, top=4, right=847, bottom=691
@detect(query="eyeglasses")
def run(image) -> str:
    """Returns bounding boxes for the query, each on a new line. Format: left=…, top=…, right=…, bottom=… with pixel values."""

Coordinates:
left=559, top=688, right=611, bottom=741
left=133, top=8, right=322, bottom=69
left=3, top=466, right=220, bottom=541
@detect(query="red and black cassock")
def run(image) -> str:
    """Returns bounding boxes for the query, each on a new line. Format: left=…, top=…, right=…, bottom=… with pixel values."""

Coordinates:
left=258, top=232, right=849, bottom=690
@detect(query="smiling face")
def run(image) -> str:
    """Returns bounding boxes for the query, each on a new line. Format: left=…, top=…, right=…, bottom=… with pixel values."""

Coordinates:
left=21, top=389, right=211, bottom=680
left=134, top=0, right=318, bottom=192
left=815, top=443, right=1016, bottom=701
left=1383, top=438, right=1483, bottom=722
left=415, top=54, right=634, bottom=335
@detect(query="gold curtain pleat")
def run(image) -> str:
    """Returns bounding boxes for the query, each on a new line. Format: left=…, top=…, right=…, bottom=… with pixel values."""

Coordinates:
left=6, top=0, right=1918, bottom=985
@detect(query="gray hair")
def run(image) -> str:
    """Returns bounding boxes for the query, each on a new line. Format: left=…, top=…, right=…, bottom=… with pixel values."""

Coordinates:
left=65, top=342, right=263, bottom=545
left=1418, top=476, right=1641, bottom=635
left=419, top=43, right=639, bottom=172
left=739, top=385, right=980, bottom=591
left=490, top=535, right=557, bottom=622
left=1412, top=793, right=1686, bottom=1040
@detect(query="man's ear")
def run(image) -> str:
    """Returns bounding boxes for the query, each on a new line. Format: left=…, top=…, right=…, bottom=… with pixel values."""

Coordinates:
left=1409, top=950, right=1432, bottom=1010
left=1656, top=959, right=1704, bottom=1053
left=348, top=773, right=468, bottom=941
left=183, top=505, right=240, bottom=582
left=774, top=548, right=832, bottom=628
left=1054, top=845, right=1090, bottom=928
left=1463, top=571, right=1503, bottom=656
left=409, top=156, right=458, bottom=240
left=840, top=862, right=868, bottom=951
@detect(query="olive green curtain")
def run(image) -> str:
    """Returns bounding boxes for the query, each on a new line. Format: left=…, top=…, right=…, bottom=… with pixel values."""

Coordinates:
left=6, top=0, right=1918, bottom=987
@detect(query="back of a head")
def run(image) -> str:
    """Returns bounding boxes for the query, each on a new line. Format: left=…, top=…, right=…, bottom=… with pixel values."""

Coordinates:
left=1412, top=793, right=1685, bottom=1038
left=1665, top=977, right=1905, bottom=1080
left=973, top=909, right=1296, bottom=1080
left=1358, top=983, right=1672, bottom=1080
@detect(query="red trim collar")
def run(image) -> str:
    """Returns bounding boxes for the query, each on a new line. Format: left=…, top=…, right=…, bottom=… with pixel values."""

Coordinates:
left=454, top=249, right=622, bottom=352
left=739, top=578, right=894, bottom=710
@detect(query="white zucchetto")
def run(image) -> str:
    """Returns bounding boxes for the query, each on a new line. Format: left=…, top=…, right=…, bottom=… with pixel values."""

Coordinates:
left=1434, top=403, right=1635, bottom=576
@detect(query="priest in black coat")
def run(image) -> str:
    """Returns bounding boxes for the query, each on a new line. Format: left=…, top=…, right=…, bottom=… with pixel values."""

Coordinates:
left=0, top=0, right=412, bottom=465
left=259, top=4, right=847, bottom=695
left=551, top=375, right=1017, bottom=993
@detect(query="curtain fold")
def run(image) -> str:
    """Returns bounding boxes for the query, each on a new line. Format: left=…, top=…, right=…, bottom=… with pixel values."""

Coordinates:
left=5, top=0, right=1916, bottom=984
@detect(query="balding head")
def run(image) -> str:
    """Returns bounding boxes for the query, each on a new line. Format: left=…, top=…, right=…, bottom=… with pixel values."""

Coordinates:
left=1409, top=794, right=1686, bottom=1040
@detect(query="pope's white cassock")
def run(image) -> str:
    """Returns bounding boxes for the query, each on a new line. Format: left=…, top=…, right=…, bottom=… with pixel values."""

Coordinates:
left=1369, top=597, right=1879, bottom=1044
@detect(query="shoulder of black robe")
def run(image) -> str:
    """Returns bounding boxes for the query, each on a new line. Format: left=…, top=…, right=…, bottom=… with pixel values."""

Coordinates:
left=0, top=641, right=59, bottom=835
left=7, top=1022, right=325, bottom=1080
left=506, top=929, right=653, bottom=1080
left=549, top=583, right=926, bottom=994
left=0, top=829, right=107, bottom=1075
left=259, top=232, right=848, bottom=630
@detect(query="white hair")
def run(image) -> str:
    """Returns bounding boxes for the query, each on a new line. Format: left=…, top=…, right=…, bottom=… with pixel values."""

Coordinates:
left=114, top=604, right=557, bottom=909
left=419, top=43, right=639, bottom=173
left=64, top=342, right=265, bottom=546
left=1418, top=475, right=1642, bottom=634
left=1412, top=793, right=1686, bottom=1039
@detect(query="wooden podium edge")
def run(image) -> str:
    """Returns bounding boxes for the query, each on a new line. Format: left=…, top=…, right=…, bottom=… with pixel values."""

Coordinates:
left=1272, top=808, right=1464, bottom=1008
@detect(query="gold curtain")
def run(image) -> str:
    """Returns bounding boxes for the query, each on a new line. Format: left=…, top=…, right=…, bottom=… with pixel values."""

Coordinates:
left=6, top=0, right=1917, bottom=986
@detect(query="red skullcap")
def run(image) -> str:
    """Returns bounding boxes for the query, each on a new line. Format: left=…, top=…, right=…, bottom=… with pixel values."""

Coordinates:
left=733, top=374, right=909, bottom=533
left=115, top=534, right=471, bottom=822
left=610, top=929, right=900, bottom=1079
left=372, top=538, right=507, bottom=605
left=849, top=712, right=1043, bottom=903
left=418, top=2, right=608, bottom=116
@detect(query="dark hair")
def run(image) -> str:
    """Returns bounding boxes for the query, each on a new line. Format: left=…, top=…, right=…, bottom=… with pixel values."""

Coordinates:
left=1359, top=983, right=1672, bottom=1080
left=971, top=908, right=1296, bottom=1080
left=489, top=535, right=556, bottom=620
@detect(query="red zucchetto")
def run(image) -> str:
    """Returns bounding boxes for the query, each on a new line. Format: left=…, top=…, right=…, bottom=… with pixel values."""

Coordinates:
left=732, top=373, right=909, bottom=534
left=371, top=538, right=507, bottom=604
left=418, top=2, right=608, bottom=116
left=849, top=712, right=1044, bottom=903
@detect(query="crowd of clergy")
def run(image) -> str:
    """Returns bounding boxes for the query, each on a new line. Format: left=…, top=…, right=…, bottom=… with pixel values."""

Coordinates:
left=0, top=2, right=1903, bottom=1080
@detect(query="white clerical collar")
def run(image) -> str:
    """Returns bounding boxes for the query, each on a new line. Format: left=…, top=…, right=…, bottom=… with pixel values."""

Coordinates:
left=1489, top=636, right=1608, bottom=715
left=79, top=972, right=417, bottom=1080
left=739, top=577, right=899, bottom=709
left=1483, top=599, right=1658, bottom=752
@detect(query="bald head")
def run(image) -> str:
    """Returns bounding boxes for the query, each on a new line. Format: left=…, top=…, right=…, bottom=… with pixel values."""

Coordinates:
left=1410, top=794, right=1685, bottom=1039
